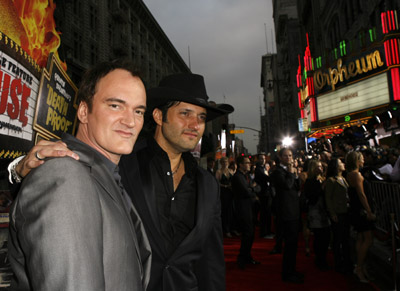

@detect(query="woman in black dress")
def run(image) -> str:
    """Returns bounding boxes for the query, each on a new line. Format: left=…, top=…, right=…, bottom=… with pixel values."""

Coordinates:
left=325, top=158, right=352, bottom=274
left=304, top=159, right=331, bottom=271
left=345, top=151, right=376, bottom=283
left=216, top=157, right=234, bottom=237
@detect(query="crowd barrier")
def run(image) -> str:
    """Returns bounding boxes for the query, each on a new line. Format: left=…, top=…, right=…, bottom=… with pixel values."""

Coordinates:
left=369, top=181, right=399, bottom=290
left=369, top=181, right=400, bottom=237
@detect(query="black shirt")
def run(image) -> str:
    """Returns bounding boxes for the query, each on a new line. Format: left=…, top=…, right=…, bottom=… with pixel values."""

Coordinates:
left=231, top=170, right=256, bottom=200
left=147, top=138, right=198, bottom=256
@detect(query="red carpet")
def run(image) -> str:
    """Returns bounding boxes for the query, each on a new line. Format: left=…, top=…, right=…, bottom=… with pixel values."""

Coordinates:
left=224, top=230, right=380, bottom=291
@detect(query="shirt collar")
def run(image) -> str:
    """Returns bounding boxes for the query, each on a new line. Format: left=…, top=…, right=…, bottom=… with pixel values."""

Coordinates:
left=147, top=136, right=198, bottom=177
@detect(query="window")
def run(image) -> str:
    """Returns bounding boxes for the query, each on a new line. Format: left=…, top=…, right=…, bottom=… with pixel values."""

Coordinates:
left=89, top=5, right=98, bottom=32
left=73, top=0, right=81, bottom=16
left=90, top=44, right=98, bottom=65
left=73, top=32, right=83, bottom=61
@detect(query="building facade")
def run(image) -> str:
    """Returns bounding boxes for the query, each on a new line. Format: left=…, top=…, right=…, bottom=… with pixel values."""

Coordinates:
left=54, top=0, right=190, bottom=87
left=270, top=0, right=303, bottom=150
left=260, top=53, right=278, bottom=154
left=296, top=0, right=400, bottom=148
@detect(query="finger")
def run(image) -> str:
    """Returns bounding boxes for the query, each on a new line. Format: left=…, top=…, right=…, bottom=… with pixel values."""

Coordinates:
left=37, top=139, right=66, bottom=145
left=31, top=141, right=78, bottom=160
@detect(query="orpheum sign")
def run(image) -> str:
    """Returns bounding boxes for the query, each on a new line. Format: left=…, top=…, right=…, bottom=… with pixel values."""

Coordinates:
left=317, top=73, right=390, bottom=120
left=313, top=49, right=386, bottom=93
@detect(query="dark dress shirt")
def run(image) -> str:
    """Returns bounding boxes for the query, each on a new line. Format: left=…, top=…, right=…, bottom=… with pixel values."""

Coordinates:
left=147, top=138, right=198, bottom=256
left=231, top=170, right=257, bottom=200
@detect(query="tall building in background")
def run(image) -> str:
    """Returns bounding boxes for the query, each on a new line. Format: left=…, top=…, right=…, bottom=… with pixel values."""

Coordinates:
left=271, top=0, right=302, bottom=149
left=260, top=53, right=278, bottom=154
left=54, top=0, right=190, bottom=87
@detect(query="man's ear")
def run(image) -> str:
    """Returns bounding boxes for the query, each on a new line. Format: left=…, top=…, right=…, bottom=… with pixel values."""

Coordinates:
left=77, top=102, right=89, bottom=124
left=152, top=108, right=163, bottom=126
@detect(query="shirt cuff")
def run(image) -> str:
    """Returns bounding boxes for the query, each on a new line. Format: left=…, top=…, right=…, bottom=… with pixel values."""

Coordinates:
left=8, top=155, right=25, bottom=184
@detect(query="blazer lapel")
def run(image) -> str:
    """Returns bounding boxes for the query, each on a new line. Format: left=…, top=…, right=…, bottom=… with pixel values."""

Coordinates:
left=90, top=161, right=149, bottom=283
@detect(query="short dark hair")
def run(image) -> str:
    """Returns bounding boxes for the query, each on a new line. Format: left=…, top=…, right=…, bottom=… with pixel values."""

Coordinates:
left=159, top=101, right=180, bottom=122
left=142, top=101, right=181, bottom=135
left=326, top=158, right=340, bottom=178
left=236, top=156, right=247, bottom=165
left=77, top=59, right=142, bottom=112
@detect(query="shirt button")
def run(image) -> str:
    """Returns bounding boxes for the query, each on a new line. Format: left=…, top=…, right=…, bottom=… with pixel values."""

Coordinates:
left=167, top=172, right=171, bottom=176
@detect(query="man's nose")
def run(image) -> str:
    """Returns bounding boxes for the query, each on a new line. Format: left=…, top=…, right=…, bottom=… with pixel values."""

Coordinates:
left=121, top=111, right=136, bottom=127
left=188, top=116, right=200, bottom=130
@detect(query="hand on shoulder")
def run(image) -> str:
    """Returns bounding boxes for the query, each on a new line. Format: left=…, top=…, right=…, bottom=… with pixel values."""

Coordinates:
left=16, top=140, right=79, bottom=178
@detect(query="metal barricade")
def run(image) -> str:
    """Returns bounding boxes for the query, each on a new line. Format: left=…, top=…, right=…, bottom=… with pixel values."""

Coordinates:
left=369, top=181, right=400, bottom=237
left=369, top=181, right=399, bottom=290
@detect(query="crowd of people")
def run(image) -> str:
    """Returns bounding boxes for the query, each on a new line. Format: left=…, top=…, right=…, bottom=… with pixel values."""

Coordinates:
left=212, top=135, right=399, bottom=284
left=5, top=58, right=397, bottom=290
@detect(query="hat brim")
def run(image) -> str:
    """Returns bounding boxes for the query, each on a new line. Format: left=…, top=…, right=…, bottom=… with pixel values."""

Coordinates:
left=147, top=87, right=234, bottom=121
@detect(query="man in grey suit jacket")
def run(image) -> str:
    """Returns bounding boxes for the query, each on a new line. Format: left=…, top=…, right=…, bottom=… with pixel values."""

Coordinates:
left=8, top=60, right=151, bottom=290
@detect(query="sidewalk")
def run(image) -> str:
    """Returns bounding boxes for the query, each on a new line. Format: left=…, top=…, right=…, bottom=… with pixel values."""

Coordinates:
left=367, top=236, right=399, bottom=291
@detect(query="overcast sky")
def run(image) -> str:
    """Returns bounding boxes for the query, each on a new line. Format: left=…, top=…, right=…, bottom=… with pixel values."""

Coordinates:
left=143, top=0, right=276, bottom=154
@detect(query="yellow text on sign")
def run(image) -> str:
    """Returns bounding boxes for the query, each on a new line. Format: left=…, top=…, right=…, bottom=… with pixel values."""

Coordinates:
left=230, top=129, right=245, bottom=134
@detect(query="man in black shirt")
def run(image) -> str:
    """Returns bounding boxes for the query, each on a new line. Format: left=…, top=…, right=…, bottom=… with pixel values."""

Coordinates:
left=11, top=73, right=234, bottom=291
left=232, top=156, right=260, bottom=269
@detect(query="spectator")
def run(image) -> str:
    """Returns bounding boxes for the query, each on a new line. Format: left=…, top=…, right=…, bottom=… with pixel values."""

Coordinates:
left=325, top=158, right=352, bottom=274
left=346, top=151, right=376, bottom=283
left=304, top=160, right=331, bottom=271
left=216, top=157, right=234, bottom=238
left=207, top=157, right=216, bottom=175
left=232, top=156, right=260, bottom=270
left=229, top=160, right=237, bottom=175
left=299, top=159, right=311, bottom=257
left=270, top=148, right=304, bottom=283
left=254, top=153, right=274, bottom=239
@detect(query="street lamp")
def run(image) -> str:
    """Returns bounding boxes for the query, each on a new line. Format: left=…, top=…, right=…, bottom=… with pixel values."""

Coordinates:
left=282, top=136, right=293, bottom=147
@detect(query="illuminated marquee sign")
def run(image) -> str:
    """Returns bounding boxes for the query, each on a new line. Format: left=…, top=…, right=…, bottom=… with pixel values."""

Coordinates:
left=314, top=50, right=385, bottom=92
left=317, top=73, right=390, bottom=120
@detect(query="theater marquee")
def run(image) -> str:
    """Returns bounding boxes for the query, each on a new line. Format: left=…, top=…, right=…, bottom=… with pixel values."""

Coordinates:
left=317, top=73, right=390, bottom=120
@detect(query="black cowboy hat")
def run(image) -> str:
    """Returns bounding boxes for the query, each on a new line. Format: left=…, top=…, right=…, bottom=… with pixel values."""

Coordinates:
left=147, top=73, right=234, bottom=121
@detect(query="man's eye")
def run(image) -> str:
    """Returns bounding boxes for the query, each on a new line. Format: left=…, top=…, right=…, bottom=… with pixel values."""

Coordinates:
left=136, top=110, right=145, bottom=116
left=199, top=115, right=207, bottom=121
left=110, top=104, right=120, bottom=109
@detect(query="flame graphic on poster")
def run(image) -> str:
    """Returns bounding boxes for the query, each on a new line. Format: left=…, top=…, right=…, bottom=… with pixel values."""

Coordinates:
left=0, top=0, right=66, bottom=70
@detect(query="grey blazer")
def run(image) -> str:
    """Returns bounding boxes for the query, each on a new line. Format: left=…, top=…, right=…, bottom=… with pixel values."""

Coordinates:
left=8, top=134, right=151, bottom=291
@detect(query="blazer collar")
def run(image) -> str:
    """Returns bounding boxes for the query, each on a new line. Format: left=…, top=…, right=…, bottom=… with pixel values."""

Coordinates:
left=61, top=134, right=132, bottom=223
